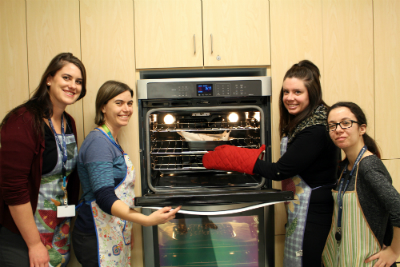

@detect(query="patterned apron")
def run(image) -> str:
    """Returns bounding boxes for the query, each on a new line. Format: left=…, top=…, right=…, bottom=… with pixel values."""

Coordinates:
left=90, top=130, right=136, bottom=267
left=280, top=136, right=326, bottom=267
left=34, top=130, right=77, bottom=267
left=322, top=169, right=381, bottom=266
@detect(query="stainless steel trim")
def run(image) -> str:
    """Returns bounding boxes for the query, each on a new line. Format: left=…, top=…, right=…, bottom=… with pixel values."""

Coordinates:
left=137, top=76, right=271, bottom=99
left=211, top=34, right=213, bottom=54
left=193, top=34, right=196, bottom=54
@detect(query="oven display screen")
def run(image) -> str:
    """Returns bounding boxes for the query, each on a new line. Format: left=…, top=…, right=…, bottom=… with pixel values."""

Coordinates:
left=197, top=84, right=213, bottom=96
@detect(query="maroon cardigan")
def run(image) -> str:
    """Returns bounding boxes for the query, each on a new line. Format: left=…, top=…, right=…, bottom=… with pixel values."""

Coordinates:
left=0, top=107, right=80, bottom=234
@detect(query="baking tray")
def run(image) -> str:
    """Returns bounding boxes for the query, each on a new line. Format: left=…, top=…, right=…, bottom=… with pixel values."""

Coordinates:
left=187, top=141, right=231, bottom=151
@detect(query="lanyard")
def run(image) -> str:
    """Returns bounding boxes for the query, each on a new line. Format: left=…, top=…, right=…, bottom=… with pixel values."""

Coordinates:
left=98, top=124, right=124, bottom=154
left=48, top=116, right=69, bottom=204
left=335, top=145, right=367, bottom=243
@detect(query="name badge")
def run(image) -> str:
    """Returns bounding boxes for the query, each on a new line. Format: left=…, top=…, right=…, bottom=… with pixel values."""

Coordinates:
left=57, top=205, right=76, bottom=218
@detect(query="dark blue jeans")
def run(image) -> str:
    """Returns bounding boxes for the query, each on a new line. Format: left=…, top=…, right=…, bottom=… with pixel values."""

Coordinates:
left=0, top=225, right=30, bottom=267
left=72, top=227, right=98, bottom=267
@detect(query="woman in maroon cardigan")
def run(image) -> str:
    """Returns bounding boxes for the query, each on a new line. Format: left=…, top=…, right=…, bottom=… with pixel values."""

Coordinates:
left=0, top=53, right=86, bottom=267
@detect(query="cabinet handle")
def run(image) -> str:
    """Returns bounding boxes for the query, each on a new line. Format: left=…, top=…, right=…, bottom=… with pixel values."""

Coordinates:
left=193, top=34, right=196, bottom=54
left=211, top=34, right=213, bottom=54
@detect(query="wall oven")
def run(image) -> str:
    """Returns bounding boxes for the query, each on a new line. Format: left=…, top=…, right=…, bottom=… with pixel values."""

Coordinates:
left=135, top=76, right=292, bottom=267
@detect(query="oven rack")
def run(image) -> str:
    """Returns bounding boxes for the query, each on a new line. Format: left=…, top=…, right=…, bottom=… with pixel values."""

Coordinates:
left=150, top=153, right=264, bottom=171
left=151, top=155, right=205, bottom=171
left=150, top=122, right=260, bottom=132
left=150, top=138, right=261, bottom=155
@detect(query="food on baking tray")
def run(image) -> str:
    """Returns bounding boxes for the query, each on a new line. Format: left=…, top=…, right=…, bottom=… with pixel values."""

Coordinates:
left=178, top=130, right=231, bottom=141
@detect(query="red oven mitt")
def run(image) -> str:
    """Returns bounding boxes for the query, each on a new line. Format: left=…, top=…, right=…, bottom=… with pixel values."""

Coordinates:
left=202, top=144, right=265, bottom=175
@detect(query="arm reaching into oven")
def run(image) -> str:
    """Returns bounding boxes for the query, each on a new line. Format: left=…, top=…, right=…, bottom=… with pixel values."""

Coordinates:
left=202, top=144, right=265, bottom=175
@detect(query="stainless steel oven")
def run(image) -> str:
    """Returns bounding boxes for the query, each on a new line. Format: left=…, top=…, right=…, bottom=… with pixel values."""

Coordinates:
left=135, top=76, right=292, bottom=267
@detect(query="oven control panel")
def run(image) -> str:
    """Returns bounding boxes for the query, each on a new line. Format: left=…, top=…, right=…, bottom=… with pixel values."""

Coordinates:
left=146, top=80, right=262, bottom=99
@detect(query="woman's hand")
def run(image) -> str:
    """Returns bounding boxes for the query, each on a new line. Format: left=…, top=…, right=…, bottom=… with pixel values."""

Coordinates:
left=146, top=206, right=182, bottom=226
left=365, top=246, right=398, bottom=267
left=9, top=203, right=49, bottom=267
left=28, top=241, right=50, bottom=267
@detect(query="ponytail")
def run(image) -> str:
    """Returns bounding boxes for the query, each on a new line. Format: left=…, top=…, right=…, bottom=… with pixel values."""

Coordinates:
left=363, top=133, right=381, bottom=159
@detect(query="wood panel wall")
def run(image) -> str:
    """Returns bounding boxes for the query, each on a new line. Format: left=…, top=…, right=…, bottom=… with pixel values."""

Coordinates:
left=0, top=0, right=29, bottom=122
left=79, top=0, right=141, bottom=265
left=374, top=0, right=400, bottom=160
left=26, top=0, right=85, bottom=147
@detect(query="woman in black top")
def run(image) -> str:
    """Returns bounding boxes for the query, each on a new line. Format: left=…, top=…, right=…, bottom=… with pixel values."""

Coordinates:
left=203, top=60, right=338, bottom=267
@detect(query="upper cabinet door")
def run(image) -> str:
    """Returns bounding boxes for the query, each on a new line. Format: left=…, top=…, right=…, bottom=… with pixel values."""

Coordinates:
left=202, top=0, right=270, bottom=67
left=134, top=0, right=203, bottom=69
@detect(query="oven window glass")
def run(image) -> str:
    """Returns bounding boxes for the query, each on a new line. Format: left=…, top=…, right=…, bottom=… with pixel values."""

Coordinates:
left=157, top=215, right=260, bottom=267
left=147, top=108, right=264, bottom=190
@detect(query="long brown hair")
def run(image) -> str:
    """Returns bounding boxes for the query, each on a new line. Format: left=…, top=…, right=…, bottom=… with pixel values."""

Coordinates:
left=279, top=60, right=328, bottom=138
left=328, top=102, right=381, bottom=159
left=0, top=53, right=87, bottom=136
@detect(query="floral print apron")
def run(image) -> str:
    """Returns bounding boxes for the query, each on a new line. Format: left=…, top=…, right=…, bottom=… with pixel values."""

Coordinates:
left=34, top=130, right=77, bottom=267
left=90, top=130, right=136, bottom=267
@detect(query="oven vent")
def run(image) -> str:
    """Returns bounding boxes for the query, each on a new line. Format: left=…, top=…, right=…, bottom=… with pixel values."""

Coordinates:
left=220, top=100, right=239, bottom=105
left=149, top=102, right=166, bottom=107
left=171, top=101, right=190, bottom=106
left=239, top=99, right=258, bottom=104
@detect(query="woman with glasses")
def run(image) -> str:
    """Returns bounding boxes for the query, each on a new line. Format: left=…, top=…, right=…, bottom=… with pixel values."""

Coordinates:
left=322, top=102, right=400, bottom=267
left=203, top=60, right=339, bottom=266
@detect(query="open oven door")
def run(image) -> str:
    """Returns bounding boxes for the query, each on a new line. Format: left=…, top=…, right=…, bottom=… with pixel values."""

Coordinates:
left=134, top=189, right=293, bottom=207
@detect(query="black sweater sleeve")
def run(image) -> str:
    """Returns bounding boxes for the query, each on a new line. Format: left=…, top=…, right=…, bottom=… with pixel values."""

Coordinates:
left=253, top=125, right=338, bottom=187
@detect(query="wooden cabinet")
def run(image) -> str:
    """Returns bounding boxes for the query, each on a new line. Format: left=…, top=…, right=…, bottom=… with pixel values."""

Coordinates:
left=202, top=0, right=270, bottom=67
left=134, top=0, right=203, bottom=69
left=134, top=0, right=270, bottom=69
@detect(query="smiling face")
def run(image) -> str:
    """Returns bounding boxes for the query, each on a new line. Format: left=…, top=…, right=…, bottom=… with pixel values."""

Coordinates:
left=328, top=107, right=366, bottom=151
left=47, top=62, right=83, bottom=110
left=282, top=77, right=310, bottom=116
left=102, top=90, right=133, bottom=131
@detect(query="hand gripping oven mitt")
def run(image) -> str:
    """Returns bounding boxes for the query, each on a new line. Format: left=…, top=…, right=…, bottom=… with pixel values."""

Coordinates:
left=202, top=144, right=265, bottom=175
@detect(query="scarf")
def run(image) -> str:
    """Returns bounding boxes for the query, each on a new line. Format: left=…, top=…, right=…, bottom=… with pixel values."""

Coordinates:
left=287, top=104, right=328, bottom=143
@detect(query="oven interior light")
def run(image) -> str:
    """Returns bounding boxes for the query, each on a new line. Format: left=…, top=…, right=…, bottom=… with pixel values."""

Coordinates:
left=228, top=113, right=239, bottom=123
left=164, top=114, right=175, bottom=124
left=254, top=112, right=260, bottom=122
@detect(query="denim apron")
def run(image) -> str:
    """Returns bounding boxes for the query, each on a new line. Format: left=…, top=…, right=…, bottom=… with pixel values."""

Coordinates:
left=280, top=136, right=318, bottom=267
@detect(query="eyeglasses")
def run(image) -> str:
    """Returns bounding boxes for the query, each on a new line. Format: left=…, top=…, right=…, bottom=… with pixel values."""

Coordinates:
left=327, top=120, right=360, bottom=132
